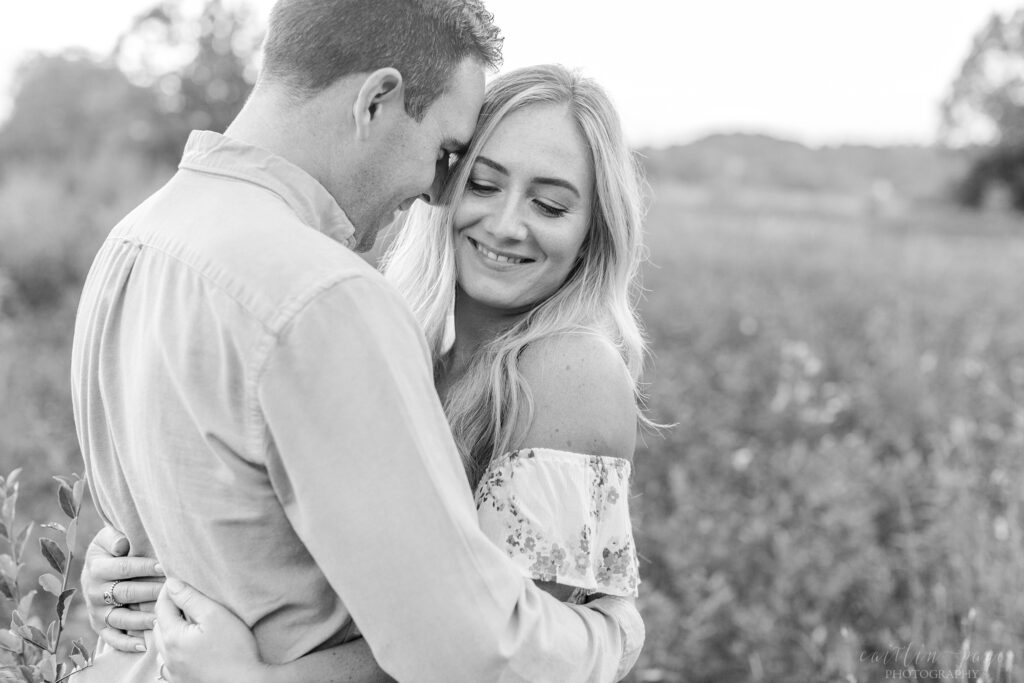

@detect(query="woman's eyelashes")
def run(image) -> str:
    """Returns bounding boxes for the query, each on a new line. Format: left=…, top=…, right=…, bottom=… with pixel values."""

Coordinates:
left=466, top=179, right=570, bottom=218
left=533, top=199, right=568, bottom=218
left=467, top=179, right=498, bottom=196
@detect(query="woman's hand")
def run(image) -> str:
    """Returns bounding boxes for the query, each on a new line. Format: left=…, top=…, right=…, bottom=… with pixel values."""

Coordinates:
left=81, top=526, right=164, bottom=652
left=154, top=578, right=270, bottom=683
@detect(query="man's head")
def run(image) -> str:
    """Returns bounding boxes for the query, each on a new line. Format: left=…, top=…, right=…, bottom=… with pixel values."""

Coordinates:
left=258, top=0, right=502, bottom=250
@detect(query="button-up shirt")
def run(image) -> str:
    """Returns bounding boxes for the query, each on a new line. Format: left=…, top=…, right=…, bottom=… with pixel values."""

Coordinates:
left=71, top=131, right=642, bottom=682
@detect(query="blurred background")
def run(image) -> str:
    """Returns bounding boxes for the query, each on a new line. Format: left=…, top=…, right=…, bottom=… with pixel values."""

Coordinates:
left=1, top=1, right=1024, bottom=681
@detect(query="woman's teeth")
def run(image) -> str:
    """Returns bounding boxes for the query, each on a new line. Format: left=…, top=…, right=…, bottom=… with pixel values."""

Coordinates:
left=475, top=240, right=527, bottom=264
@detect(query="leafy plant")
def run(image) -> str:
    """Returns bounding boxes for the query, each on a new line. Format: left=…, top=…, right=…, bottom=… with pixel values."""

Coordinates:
left=0, top=470, right=92, bottom=682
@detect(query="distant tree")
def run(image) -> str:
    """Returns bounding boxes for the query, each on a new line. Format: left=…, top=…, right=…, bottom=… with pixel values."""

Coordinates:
left=0, top=0, right=260, bottom=170
left=114, top=0, right=261, bottom=161
left=941, top=8, right=1024, bottom=210
left=0, top=51, right=166, bottom=166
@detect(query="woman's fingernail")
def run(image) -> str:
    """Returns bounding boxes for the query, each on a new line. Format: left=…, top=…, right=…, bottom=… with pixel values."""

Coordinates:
left=135, top=642, right=146, bottom=652
left=154, top=563, right=164, bottom=575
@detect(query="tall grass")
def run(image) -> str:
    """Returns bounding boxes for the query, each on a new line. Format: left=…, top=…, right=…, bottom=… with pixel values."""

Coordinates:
left=628, top=182, right=1024, bottom=681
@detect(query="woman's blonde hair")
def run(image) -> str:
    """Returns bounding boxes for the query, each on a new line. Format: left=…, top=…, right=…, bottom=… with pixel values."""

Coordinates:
left=381, top=64, right=650, bottom=486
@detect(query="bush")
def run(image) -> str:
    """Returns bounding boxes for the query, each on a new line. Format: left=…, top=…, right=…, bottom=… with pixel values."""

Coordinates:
left=0, top=471, right=93, bottom=682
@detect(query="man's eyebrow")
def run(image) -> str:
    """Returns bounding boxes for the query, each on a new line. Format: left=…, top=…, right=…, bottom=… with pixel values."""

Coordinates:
left=476, top=155, right=580, bottom=198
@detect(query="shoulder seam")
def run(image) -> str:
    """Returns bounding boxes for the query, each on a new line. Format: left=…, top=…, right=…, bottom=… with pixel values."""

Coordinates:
left=245, top=272, right=405, bottom=461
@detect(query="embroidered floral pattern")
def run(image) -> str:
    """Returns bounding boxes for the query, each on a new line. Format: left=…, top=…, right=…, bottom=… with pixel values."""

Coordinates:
left=474, top=448, right=640, bottom=602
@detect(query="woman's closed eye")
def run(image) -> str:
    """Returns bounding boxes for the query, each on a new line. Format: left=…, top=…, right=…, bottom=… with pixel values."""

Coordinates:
left=533, top=199, right=568, bottom=218
left=467, top=179, right=569, bottom=219
left=467, top=179, right=499, bottom=196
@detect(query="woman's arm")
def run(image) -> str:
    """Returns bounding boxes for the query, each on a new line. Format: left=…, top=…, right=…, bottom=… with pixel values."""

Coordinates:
left=535, top=581, right=576, bottom=602
left=505, top=331, right=644, bottom=678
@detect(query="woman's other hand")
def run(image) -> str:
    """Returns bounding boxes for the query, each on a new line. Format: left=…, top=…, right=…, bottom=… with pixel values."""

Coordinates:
left=82, top=526, right=164, bottom=652
left=154, top=578, right=269, bottom=683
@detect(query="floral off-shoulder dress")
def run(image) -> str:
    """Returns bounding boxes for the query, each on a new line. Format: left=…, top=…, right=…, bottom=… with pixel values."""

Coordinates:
left=473, top=448, right=640, bottom=603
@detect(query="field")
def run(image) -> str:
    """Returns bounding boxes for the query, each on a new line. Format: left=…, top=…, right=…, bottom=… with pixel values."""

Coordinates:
left=628, top=182, right=1024, bottom=681
left=1, top=167, right=1024, bottom=681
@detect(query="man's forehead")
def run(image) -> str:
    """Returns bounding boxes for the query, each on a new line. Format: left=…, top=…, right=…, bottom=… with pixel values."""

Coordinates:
left=435, top=60, right=486, bottom=145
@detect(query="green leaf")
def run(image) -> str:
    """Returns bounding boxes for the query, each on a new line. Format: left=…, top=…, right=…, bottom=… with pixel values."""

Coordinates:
left=56, top=488, right=74, bottom=521
left=5, top=471, right=21, bottom=491
left=37, top=575, right=60, bottom=598
left=2, top=493, right=16, bottom=523
left=0, top=522, right=8, bottom=542
left=0, top=630, right=21, bottom=653
left=37, top=654, right=54, bottom=682
left=71, top=639, right=90, bottom=662
left=0, top=555, right=16, bottom=580
left=38, top=524, right=63, bottom=535
left=55, top=590, right=74, bottom=628
left=38, top=540, right=64, bottom=575
left=14, top=625, right=46, bottom=652
left=15, top=524, right=32, bottom=562
left=0, top=578, right=13, bottom=601
left=64, top=519, right=77, bottom=553
left=10, top=611, right=23, bottom=629
left=17, top=592, right=35, bottom=619
left=71, top=481, right=85, bottom=512
left=44, top=623, right=54, bottom=652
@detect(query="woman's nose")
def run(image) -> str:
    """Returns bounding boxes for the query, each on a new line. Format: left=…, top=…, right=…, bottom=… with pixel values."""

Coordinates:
left=485, top=199, right=528, bottom=241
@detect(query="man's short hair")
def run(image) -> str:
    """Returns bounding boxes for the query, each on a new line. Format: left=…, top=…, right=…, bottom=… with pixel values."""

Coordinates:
left=262, top=0, right=503, bottom=120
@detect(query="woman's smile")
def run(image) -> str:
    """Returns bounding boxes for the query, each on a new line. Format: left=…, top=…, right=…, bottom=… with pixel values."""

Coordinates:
left=467, top=236, right=536, bottom=266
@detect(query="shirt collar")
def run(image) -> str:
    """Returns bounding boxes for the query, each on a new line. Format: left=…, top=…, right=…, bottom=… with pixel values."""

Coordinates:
left=179, top=130, right=357, bottom=249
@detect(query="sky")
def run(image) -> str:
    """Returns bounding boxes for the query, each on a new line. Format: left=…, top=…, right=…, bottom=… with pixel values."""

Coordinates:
left=0, top=0, right=1020, bottom=148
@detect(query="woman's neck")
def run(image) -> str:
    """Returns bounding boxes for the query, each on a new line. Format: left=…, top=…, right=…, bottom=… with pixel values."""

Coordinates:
left=446, top=287, right=530, bottom=378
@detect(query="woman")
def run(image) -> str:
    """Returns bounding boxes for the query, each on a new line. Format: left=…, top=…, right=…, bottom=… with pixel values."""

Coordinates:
left=82, top=64, right=652, bottom=681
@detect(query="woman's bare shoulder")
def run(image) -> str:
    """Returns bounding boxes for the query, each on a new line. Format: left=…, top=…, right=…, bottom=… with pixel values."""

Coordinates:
left=513, top=331, right=637, bottom=460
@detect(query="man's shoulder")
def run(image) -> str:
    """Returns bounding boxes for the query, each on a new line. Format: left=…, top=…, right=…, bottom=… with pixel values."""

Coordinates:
left=129, top=170, right=388, bottom=330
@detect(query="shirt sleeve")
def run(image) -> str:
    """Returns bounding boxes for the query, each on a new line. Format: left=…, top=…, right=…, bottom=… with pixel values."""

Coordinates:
left=256, top=274, right=641, bottom=683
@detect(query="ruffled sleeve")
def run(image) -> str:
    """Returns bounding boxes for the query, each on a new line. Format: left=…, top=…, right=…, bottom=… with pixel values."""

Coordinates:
left=473, top=448, right=639, bottom=599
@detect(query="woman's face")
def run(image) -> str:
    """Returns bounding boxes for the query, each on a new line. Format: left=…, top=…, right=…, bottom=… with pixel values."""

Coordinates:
left=452, top=103, right=594, bottom=313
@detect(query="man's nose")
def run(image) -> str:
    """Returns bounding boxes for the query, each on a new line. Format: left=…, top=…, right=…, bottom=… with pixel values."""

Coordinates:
left=422, top=157, right=450, bottom=205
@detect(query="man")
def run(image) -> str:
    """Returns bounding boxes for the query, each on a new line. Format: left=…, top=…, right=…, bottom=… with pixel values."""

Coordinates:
left=71, top=0, right=643, bottom=681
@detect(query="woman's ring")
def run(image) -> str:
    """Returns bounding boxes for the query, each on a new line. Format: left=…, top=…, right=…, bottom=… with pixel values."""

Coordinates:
left=103, top=579, right=124, bottom=607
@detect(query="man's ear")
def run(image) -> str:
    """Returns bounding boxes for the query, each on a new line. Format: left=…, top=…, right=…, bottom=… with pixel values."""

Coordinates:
left=352, top=68, right=404, bottom=141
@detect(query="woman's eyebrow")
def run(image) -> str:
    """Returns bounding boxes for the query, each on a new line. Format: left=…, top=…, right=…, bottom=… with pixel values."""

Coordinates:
left=532, top=176, right=580, bottom=198
left=475, top=155, right=580, bottom=198
left=475, top=155, right=508, bottom=174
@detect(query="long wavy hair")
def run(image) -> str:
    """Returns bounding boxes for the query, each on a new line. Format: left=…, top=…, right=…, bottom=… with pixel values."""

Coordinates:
left=381, top=64, right=651, bottom=486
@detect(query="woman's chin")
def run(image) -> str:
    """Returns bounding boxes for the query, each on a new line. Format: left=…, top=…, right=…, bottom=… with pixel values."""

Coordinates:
left=457, top=284, right=536, bottom=315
